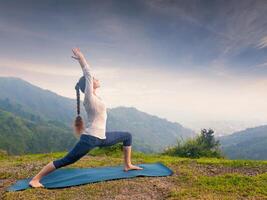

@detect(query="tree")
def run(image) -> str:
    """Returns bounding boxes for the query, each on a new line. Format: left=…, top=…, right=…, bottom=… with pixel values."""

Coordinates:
left=162, top=128, right=224, bottom=158
left=197, top=128, right=220, bottom=150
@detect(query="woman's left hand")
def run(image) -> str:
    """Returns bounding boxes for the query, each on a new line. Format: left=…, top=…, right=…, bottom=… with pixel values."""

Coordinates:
left=72, top=48, right=85, bottom=61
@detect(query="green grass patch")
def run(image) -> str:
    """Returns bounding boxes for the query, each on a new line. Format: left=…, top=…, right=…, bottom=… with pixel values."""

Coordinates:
left=196, top=157, right=267, bottom=167
left=1, top=151, right=267, bottom=199
left=197, top=173, right=267, bottom=197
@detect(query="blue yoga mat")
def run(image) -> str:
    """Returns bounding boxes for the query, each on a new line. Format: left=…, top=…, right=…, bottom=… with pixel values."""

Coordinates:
left=7, top=162, right=173, bottom=191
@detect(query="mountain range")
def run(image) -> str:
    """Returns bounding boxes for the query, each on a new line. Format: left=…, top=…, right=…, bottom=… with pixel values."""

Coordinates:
left=0, top=76, right=195, bottom=154
left=218, top=125, right=267, bottom=160
left=1, top=76, right=266, bottom=160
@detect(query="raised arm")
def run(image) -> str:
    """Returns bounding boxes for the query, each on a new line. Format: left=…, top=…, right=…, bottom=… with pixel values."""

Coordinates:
left=72, top=48, right=93, bottom=98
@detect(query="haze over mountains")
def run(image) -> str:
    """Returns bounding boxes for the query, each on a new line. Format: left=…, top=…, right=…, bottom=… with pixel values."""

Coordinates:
left=219, top=125, right=267, bottom=160
left=188, top=120, right=267, bottom=137
left=0, top=76, right=266, bottom=160
left=0, top=76, right=195, bottom=154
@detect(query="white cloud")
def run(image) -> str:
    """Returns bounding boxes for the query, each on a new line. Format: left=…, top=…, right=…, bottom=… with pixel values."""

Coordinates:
left=257, top=36, right=267, bottom=49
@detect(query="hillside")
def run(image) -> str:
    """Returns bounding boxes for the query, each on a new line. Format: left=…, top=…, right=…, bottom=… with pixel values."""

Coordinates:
left=0, top=77, right=81, bottom=124
left=0, top=150, right=267, bottom=199
left=106, top=106, right=195, bottom=152
left=0, top=77, right=195, bottom=154
left=219, top=125, right=267, bottom=160
left=0, top=109, right=76, bottom=155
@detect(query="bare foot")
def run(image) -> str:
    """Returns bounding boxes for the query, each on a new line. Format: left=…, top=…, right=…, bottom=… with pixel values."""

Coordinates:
left=29, top=179, right=44, bottom=188
left=124, top=164, right=143, bottom=172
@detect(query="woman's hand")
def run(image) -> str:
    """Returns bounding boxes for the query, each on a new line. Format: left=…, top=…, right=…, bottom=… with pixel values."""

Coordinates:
left=72, top=47, right=90, bottom=69
left=72, top=48, right=85, bottom=61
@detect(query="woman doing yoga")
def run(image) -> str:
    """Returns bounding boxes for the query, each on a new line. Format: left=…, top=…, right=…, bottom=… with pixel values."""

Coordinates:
left=29, top=48, right=143, bottom=188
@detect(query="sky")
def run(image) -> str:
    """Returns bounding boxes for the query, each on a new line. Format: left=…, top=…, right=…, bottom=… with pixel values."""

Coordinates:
left=0, top=0, right=267, bottom=129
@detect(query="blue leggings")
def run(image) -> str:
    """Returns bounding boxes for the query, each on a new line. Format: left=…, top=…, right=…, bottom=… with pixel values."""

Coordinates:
left=53, top=131, right=132, bottom=169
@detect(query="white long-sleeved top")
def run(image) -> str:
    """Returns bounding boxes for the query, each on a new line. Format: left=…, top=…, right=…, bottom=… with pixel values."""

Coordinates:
left=81, top=63, right=107, bottom=139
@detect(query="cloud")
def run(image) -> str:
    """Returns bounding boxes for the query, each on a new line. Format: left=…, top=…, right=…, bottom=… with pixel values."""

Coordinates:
left=143, top=0, right=267, bottom=58
left=257, top=36, right=267, bottom=49
left=0, top=58, right=122, bottom=78
left=0, top=59, right=79, bottom=77
left=1, top=0, right=267, bottom=124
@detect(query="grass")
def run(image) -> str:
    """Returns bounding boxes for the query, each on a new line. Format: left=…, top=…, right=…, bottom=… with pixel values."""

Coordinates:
left=0, top=148, right=267, bottom=200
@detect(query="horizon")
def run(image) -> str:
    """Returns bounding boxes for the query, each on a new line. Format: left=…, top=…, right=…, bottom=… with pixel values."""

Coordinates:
left=1, top=0, right=267, bottom=128
left=1, top=75, right=266, bottom=135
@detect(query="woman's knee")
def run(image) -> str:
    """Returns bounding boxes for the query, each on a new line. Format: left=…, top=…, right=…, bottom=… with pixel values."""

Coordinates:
left=53, top=148, right=92, bottom=169
left=52, top=143, right=90, bottom=169
left=53, top=159, right=64, bottom=169
left=53, top=156, right=76, bottom=169
left=123, top=131, right=132, bottom=146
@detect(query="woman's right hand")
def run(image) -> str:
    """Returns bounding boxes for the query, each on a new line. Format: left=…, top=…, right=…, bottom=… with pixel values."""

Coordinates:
left=72, top=48, right=85, bottom=61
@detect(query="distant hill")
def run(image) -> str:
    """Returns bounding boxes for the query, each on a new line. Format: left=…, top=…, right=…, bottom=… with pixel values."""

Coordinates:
left=106, top=106, right=195, bottom=152
left=188, top=120, right=266, bottom=137
left=0, top=108, right=76, bottom=155
left=0, top=77, right=84, bottom=124
left=219, top=125, right=267, bottom=160
left=0, top=77, right=195, bottom=154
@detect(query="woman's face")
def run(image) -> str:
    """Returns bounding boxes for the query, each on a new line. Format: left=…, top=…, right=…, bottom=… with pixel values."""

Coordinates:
left=93, top=77, right=100, bottom=89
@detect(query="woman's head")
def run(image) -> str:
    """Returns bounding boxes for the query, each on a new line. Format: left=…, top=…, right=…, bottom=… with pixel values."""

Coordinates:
left=75, top=76, right=100, bottom=94
left=93, top=77, right=100, bottom=89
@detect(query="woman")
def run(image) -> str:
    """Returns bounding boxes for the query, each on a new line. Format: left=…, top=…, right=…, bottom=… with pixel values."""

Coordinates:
left=29, top=48, right=143, bottom=188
